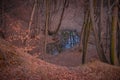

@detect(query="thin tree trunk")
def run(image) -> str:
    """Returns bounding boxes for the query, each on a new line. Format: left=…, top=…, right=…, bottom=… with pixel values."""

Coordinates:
left=117, top=0, right=120, bottom=64
left=82, top=13, right=91, bottom=64
left=110, top=0, right=119, bottom=65
left=1, top=0, right=8, bottom=66
left=24, top=0, right=37, bottom=46
left=117, top=22, right=120, bottom=64
left=28, top=0, right=37, bottom=34
left=48, top=0, right=67, bottom=35
left=105, top=0, right=110, bottom=54
left=89, top=0, right=108, bottom=63
left=99, top=0, right=103, bottom=44
left=99, top=0, right=105, bottom=59
left=44, top=0, right=49, bottom=54
left=35, top=0, right=40, bottom=35
left=79, top=0, right=88, bottom=52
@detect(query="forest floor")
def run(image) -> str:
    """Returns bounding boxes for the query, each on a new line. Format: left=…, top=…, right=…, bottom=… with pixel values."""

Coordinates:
left=0, top=38, right=120, bottom=80
left=39, top=43, right=98, bottom=67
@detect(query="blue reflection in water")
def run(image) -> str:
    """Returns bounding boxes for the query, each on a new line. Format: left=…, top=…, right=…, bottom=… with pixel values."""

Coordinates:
left=61, top=31, right=80, bottom=49
left=46, top=30, right=80, bottom=55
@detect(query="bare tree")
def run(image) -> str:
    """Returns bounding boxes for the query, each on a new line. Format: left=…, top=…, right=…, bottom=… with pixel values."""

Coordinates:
left=110, top=0, right=119, bottom=65
left=82, top=13, right=91, bottom=64
left=89, top=0, right=108, bottom=63
left=48, top=0, right=67, bottom=35
left=81, top=0, right=91, bottom=64
left=28, top=0, right=37, bottom=35
left=44, top=0, right=49, bottom=53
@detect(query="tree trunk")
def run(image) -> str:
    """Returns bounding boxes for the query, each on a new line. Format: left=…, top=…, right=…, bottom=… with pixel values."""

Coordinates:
left=110, top=0, right=119, bottom=65
left=48, top=0, right=67, bottom=35
left=82, top=13, right=91, bottom=64
left=89, top=0, right=108, bottom=63
left=117, top=22, right=120, bottom=64
left=44, top=0, right=49, bottom=53
left=28, top=0, right=37, bottom=34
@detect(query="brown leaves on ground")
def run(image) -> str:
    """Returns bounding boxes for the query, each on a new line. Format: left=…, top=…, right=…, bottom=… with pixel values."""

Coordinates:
left=0, top=38, right=120, bottom=80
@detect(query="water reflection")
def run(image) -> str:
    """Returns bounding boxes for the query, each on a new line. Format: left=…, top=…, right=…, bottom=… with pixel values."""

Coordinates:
left=61, top=30, right=80, bottom=49
left=46, top=29, right=80, bottom=55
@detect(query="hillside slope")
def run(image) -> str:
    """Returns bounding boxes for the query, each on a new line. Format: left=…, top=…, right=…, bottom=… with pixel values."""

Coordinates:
left=0, top=38, right=120, bottom=80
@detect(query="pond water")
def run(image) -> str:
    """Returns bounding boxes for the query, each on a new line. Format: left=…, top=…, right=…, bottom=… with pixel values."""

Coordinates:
left=60, top=30, right=80, bottom=49
left=46, top=29, right=80, bottom=55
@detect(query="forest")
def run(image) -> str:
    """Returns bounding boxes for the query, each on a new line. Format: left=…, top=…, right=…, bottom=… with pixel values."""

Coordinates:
left=0, top=0, right=120, bottom=80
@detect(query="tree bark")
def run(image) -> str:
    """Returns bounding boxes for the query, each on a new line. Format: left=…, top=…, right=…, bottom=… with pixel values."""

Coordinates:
left=110, top=0, right=119, bottom=65
left=44, top=0, right=49, bottom=53
left=89, top=0, right=108, bottom=63
left=82, top=13, right=91, bottom=64
left=48, top=0, right=67, bottom=35
left=28, top=0, right=37, bottom=34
